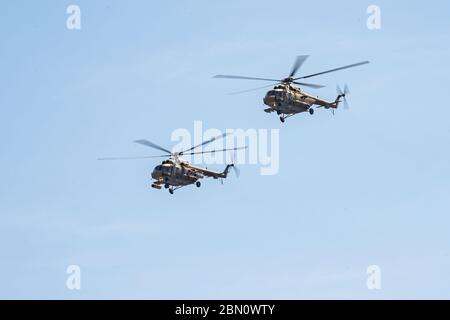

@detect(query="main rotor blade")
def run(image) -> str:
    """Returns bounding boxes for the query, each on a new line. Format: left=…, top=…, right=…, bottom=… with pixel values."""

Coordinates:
left=97, top=155, right=168, bottom=160
left=292, top=81, right=325, bottom=89
left=226, top=83, right=277, bottom=95
left=294, top=61, right=369, bottom=80
left=182, top=146, right=247, bottom=156
left=134, top=139, right=172, bottom=154
left=213, top=75, right=280, bottom=82
left=289, top=55, right=309, bottom=77
left=180, top=133, right=229, bottom=154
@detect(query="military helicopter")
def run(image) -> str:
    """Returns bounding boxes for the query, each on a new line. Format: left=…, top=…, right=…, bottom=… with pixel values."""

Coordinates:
left=214, top=55, right=369, bottom=122
left=98, top=134, right=246, bottom=194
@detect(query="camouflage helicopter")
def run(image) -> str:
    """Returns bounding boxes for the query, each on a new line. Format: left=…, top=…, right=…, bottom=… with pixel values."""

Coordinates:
left=98, top=134, right=245, bottom=194
left=214, top=55, right=369, bottom=122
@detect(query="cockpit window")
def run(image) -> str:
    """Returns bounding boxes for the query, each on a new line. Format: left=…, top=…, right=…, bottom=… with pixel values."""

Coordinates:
left=162, top=166, right=170, bottom=174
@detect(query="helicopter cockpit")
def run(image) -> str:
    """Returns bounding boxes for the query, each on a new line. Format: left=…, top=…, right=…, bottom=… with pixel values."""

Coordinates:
left=265, top=88, right=287, bottom=101
left=266, top=90, right=282, bottom=98
left=152, top=164, right=173, bottom=180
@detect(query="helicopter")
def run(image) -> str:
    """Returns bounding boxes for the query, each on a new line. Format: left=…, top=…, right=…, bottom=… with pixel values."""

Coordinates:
left=213, top=55, right=369, bottom=122
left=98, top=133, right=246, bottom=194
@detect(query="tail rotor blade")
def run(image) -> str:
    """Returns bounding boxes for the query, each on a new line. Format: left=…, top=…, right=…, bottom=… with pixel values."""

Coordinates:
left=229, top=150, right=240, bottom=178
left=344, top=84, right=350, bottom=95
left=232, top=165, right=240, bottom=178
left=343, top=84, right=350, bottom=109
left=231, top=150, right=237, bottom=164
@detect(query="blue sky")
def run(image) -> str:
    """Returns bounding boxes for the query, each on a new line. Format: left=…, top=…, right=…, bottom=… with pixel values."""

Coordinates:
left=1, top=0, right=449, bottom=299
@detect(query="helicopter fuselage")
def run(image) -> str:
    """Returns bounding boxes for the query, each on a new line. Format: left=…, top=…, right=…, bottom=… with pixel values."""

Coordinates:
left=150, top=158, right=234, bottom=193
left=263, top=85, right=329, bottom=115
left=100, top=135, right=243, bottom=194
left=151, top=161, right=201, bottom=187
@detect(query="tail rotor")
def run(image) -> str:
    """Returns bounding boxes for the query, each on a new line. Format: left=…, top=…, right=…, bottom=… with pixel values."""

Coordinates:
left=231, top=151, right=240, bottom=178
left=228, top=151, right=240, bottom=179
left=336, top=84, right=350, bottom=109
left=232, top=164, right=240, bottom=178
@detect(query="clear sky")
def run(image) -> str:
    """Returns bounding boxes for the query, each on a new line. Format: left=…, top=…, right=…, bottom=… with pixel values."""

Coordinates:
left=1, top=0, right=449, bottom=299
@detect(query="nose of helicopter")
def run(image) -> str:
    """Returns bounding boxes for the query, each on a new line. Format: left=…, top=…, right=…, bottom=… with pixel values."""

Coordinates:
left=264, top=92, right=276, bottom=107
left=151, top=167, right=161, bottom=180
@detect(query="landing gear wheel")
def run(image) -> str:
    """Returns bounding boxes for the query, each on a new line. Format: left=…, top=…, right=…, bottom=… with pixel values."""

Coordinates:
left=280, top=116, right=285, bottom=123
left=164, top=183, right=169, bottom=189
left=196, top=181, right=201, bottom=188
left=169, top=188, right=174, bottom=194
left=309, top=108, right=314, bottom=115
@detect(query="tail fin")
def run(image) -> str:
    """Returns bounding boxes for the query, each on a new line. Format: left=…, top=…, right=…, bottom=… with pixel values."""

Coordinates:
left=334, top=93, right=345, bottom=106
left=222, top=164, right=234, bottom=178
